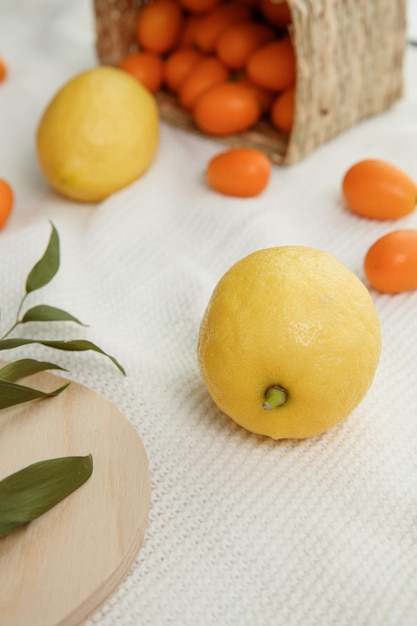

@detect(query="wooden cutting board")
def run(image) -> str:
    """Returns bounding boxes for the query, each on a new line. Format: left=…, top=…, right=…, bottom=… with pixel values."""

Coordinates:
left=0, top=368, right=151, bottom=626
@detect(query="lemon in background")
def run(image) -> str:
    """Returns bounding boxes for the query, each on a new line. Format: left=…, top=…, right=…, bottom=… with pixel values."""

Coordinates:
left=36, top=66, right=159, bottom=202
left=198, top=246, right=381, bottom=440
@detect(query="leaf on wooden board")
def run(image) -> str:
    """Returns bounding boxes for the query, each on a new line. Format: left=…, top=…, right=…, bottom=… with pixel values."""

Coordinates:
left=21, top=305, right=86, bottom=326
left=0, top=378, right=70, bottom=410
left=0, top=359, right=68, bottom=382
left=0, top=454, right=93, bottom=538
left=25, top=222, right=60, bottom=294
left=0, top=338, right=126, bottom=375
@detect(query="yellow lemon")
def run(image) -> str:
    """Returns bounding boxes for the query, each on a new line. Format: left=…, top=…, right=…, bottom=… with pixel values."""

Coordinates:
left=197, top=246, right=381, bottom=439
left=36, top=66, right=159, bottom=202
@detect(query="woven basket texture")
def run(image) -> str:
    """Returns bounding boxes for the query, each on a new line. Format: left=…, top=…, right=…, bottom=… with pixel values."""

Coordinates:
left=93, top=0, right=407, bottom=165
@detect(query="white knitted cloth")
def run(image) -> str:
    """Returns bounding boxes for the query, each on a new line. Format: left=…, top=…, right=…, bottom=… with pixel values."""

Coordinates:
left=2, top=2, right=417, bottom=625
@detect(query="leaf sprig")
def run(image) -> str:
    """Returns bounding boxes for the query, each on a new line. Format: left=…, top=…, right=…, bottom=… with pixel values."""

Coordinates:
left=0, top=222, right=125, bottom=410
left=0, top=222, right=125, bottom=539
left=0, top=455, right=93, bottom=538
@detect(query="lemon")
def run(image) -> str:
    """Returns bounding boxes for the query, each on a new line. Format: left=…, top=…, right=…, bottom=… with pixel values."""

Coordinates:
left=197, top=246, right=381, bottom=440
left=36, top=66, right=159, bottom=202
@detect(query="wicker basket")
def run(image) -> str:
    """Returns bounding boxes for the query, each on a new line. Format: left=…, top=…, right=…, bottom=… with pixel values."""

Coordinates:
left=93, top=0, right=407, bottom=165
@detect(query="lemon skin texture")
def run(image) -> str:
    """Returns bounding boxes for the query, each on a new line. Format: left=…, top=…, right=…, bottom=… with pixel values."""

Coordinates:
left=197, top=246, right=382, bottom=440
left=36, top=66, right=159, bottom=202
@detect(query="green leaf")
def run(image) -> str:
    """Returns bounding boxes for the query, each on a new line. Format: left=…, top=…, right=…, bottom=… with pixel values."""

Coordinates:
left=0, top=378, right=70, bottom=410
left=21, top=305, right=86, bottom=326
left=0, top=454, right=93, bottom=538
left=0, top=359, right=68, bottom=382
left=25, top=222, right=60, bottom=294
left=0, top=338, right=126, bottom=376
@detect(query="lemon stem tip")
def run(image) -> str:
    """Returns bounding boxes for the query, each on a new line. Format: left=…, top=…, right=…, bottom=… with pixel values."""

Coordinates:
left=263, top=385, right=288, bottom=410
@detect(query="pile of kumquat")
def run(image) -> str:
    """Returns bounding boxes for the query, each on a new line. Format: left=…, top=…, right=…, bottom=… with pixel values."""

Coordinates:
left=0, top=57, right=14, bottom=230
left=118, top=0, right=296, bottom=136
left=342, top=158, right=417, bottom=295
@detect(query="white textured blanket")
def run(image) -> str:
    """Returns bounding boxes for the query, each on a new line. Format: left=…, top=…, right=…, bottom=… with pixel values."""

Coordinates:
left=1, top=2, right=417, bottom=625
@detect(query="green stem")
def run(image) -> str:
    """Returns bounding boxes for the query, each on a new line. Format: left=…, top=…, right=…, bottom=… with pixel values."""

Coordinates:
left=263, top=385, right=288, bottom=410
left=0, top=294, right=26, bottom=340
